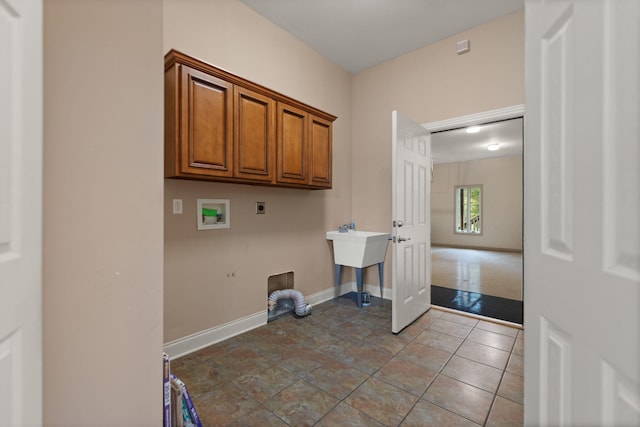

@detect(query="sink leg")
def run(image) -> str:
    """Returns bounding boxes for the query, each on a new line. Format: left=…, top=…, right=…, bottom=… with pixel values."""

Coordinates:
left=378, top=262, right=384, bottom=300
left=334, top=264, right=342, bottom=301
left=356, top=267, right=363, bottom=308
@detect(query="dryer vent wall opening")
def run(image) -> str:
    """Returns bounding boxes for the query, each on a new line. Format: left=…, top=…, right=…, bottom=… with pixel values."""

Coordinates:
left=267, top=271, right=294, bottom=296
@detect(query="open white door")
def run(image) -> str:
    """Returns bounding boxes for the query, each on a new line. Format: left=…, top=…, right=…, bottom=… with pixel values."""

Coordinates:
left=525, top=0, right=639, bottom=425
left=391, top=110, right=431, bottom=333
left=0, top=0, right=43, bottom=425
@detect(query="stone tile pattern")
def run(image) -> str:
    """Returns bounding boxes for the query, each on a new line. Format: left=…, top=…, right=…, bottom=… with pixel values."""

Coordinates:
left=170, top=297, right=524, bottom=426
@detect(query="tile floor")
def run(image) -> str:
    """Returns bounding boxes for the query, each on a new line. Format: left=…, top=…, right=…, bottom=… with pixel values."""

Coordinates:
left=431, top=286, right=523, bottom=324
left=171, top=295, right=524, bottom=426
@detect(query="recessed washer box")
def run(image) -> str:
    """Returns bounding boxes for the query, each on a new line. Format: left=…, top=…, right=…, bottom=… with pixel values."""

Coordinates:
left=197, top=199, right=230, bottom=230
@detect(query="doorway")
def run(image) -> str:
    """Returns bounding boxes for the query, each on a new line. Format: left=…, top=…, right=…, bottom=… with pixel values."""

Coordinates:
left=425, top=109, right=524, bottom=324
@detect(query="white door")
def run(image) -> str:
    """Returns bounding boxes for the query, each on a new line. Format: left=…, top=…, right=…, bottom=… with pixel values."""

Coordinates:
left=391, top=110, right=431, bottom=333
left=0, top=0, right=43, bottom=425
left=525, top=0, right=639, bottom=425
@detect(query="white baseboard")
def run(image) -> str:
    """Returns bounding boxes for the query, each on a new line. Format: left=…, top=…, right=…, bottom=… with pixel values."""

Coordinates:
left=163, top=282, right=390, bottom=359
left=163, top=310, right=267, bottom=360
left=368, top=282, right=392, bottom=300
left=304, top=282, right=351, bottom=305
left=307, top=281, right=391, bottom=302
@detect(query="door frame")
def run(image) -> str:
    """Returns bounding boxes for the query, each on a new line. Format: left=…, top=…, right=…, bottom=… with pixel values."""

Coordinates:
left=423, top=105, right=524, bottom=133
left=423, top=104, right=525, bottom=312
left=0, top=0, right=43, bottom=424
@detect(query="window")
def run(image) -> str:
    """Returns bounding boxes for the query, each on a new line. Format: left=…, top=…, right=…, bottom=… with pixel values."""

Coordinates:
left=455, top=185, right=482, bottom=234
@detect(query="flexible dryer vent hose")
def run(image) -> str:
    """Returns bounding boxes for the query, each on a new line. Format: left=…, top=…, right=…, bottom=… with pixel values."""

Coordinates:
left=268, top=289, right=312, bottom=317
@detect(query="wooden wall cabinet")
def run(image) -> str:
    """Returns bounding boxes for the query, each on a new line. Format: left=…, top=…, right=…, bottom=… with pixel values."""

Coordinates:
left=309, top=115, right=332, bottom=188
left=165, top=50, right=336, bottom=189
left=165, top=64, right=234, bottom=179
left=275, top=103, right=332, bottom=188
left=234, top=86, right=275, bottom=182
left=276, top=102, right=308, bottom=186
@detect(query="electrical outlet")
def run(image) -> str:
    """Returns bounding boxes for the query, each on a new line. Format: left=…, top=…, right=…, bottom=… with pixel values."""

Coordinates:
left=256, top=202, right=266, bottom=214
left=172, top=199, right=183, bottom=214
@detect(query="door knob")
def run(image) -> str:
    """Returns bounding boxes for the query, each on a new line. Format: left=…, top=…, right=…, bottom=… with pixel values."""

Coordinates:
left=397, top=220, right=403, bottom=227
left=398, top=236, right=411, bottom=242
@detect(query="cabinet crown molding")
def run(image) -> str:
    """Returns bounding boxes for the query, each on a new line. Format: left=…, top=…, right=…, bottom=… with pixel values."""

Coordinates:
left=165, top=49, right=337, bottom=123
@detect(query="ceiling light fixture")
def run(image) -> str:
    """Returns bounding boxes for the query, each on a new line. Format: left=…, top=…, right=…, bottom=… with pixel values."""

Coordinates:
left=466, top=126, right=481, bottom=134
left=487, top=143, right=500, bottom=151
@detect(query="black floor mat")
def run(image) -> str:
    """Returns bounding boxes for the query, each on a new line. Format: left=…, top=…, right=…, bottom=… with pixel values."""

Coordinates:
left=431, top=285, right=523, bottom=324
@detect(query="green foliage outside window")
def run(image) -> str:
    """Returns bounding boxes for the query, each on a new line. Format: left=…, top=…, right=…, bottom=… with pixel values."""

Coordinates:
left=455, top=185, right=481, bottom=234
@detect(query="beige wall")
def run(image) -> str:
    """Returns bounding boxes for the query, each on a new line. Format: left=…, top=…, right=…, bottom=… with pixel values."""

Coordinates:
left=40, top=1, right=523, bottom=422
left=163, top=0, right=352, bottom=342
left=351, top=10, right=524, bottom=285
left=163, top=4, right=522, bottom=343
left=43, top=0, right=164, bottom=425
left=431, top=156, right=523, bottom=251
left=38, top=0, right=524, bottom=426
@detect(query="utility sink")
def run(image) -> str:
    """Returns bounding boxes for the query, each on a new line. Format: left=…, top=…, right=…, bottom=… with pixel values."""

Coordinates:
left=326, top=230, right=390, bottom=307
left=326, top=231, right=390, bottom=268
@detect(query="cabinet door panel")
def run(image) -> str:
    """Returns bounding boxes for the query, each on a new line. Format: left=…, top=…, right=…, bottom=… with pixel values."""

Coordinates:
left=181, top=66, right=233, bottom=177
left=234, top=87, right=275, bottom=182
left=309, top=115, right=332, bottom=188
left=277, top=103, right=308, bottom=184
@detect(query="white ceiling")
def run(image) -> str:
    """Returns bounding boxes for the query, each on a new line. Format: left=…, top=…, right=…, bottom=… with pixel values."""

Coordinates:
left=239, top=0, right=524, bottom=74
left=431, top=117, right=523, bottom=164
left=239, top=0, right=524, bottom=162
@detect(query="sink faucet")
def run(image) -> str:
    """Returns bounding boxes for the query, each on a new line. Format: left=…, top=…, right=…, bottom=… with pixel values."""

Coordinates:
left=339, top=219, right=356, bottom=233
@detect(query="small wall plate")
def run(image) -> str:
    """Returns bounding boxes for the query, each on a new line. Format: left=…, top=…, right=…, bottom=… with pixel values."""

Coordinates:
left=256, top=201, right=266, bottom=214
left=457, top=39, right=470, bottom=55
